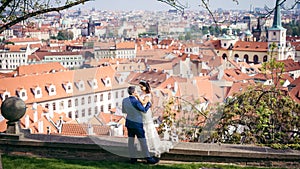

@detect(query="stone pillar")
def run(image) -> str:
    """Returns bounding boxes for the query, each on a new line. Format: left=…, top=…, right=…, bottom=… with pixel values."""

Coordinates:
left=0, top=97, right=26, bottom=139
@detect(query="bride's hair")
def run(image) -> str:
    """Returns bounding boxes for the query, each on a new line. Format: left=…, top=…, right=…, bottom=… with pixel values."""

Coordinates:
left=139, top=80, right=151, bottom=94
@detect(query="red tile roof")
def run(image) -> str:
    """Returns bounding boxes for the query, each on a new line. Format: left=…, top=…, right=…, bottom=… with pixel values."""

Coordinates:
left=16, top=62, right=66, bottom=76
left=232, top=41, right=268, bottom=52
left=97, top=112, right=124, bottom=125
left=0, top=65, right=117, bottom=105
left=116, top=41, right=135, bottom=49
left=60, top=123, right=110, bottom=136
left=128, top=69, right=168, bottom=88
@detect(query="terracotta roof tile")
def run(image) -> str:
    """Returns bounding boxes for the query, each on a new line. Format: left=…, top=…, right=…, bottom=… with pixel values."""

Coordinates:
left=16, top=62, right=66, bottom=76
left=278, top=59, right=300, bottom=72
left=97, top=112, right=124, bottom=124
left=60, top=123, right=110, bottom=136
left=232, top=41, right=268, bottom=52
left=6, top=37, right=40, bottom=43
left=226, top=82, right=254, bottom=98
left=128, top=69, right=168, bottom=88
left=289, top=85, right=300, bottom=103
left=116, top=41, right=135, bottom=49
left=0, top=65, right=117, bottom=105
left=223, top=68, right=251, bottom=82
left=0, top=44, right=28, bottom=52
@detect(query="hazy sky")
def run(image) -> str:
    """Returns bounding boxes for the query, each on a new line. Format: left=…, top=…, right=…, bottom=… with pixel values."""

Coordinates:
left=76, top=0, right=288, bottom=11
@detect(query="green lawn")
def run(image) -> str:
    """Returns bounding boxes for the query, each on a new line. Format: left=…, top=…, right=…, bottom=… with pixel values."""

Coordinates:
left=1, top=155, right=288, bottom=169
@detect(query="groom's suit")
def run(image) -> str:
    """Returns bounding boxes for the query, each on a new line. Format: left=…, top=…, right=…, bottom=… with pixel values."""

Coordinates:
left=122, top=95, right=151, bottom=158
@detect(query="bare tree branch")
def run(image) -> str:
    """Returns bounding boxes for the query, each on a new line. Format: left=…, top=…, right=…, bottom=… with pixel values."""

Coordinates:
left=0, top=0, right=13, bottom=14
left=0, top=0, right=93, bottom=34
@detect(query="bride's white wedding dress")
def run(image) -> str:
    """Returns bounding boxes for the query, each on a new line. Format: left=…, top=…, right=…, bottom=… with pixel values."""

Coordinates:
left=141, top=93, right=173, bottom=157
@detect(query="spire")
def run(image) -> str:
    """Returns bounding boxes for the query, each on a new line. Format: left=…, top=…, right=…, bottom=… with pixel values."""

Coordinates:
left=272, top=0, right=282, bottom=28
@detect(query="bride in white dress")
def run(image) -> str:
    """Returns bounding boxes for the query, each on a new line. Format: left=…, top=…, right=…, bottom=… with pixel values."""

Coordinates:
left=136, top=81, right=173, bottom=157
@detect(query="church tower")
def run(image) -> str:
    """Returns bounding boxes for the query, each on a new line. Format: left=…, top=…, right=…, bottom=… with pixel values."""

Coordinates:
left=268, top=0, right=287, bottom=60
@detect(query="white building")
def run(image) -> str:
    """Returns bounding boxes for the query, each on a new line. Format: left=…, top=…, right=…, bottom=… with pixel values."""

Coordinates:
left=28, top=51, right=85, bottom=69
left=0, top=44, right=31, bottom=72
left=0, top=65, right=128, bottom=123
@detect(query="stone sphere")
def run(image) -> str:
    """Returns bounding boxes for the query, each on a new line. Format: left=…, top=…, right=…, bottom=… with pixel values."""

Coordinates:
left=1, top=97, right=26, bottom=122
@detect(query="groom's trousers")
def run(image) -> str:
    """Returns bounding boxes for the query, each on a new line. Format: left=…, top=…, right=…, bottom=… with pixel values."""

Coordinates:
left=127, top=127, right=151, bottom=158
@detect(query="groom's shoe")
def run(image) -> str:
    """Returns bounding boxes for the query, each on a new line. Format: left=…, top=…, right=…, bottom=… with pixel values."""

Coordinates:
left=146, top=157, right=159, bottom=164
left=130, top=158, right=137, bottom=164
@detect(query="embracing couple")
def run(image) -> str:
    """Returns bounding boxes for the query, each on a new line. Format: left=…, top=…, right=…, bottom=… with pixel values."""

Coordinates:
left=122, top=81, right=172, bottom=164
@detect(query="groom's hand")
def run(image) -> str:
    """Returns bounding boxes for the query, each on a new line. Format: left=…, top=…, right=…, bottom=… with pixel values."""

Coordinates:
left=146, top=101, right=152, bottom=107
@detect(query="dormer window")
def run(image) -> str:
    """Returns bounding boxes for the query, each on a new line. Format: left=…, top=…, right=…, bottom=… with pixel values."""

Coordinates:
left=17, top=88, right=28, bottom=101
left=75, top=80, right=85, bottom=91
left=62, top=82, right=73, bottom=94
left=46, top=84, right=56, bottom=96
left=88, top=79, right=98, bottom=89
left=0, top=91, right=10, bottom=101
left=31, top=86, right=42, bottom=98
left=101, top=77, right=111, bottom=87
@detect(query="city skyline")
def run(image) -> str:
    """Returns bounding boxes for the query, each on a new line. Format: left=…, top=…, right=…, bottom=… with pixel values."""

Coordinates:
left=75, top=0, right=294, bottom=11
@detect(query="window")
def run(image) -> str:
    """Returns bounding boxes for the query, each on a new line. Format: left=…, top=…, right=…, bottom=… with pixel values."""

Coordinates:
left=115, top=91, right=118, bottom=98
left=81, top=97, right=85, bottom=105
left=244, top=54, right=249, bottom=63
left=68, top=99, right=72, bottom=108
left=60, top=101, right=64, bottom=110
left=234, top=54, right=239, bottom=62
left=75, top=80, right=85, bottom=91
left=75, top=98, right=78, bottom=106
left=263, top=55, right=268, bottom=62
left=253, top=55, right=259, bottom=64
left=88, top=96, right=91, bottom=104
left=108, top=104, right=112, bottom=110
left=88, top=79, right=98, bottom=89
left=48, top=85, right=56, bottom=96
left=63, top=82, right=73, bottom=93
left=94, top=95, right=98, bottom=103
left=94, top=106, right=98, bottom=114
left=100, top=94, right=103, bottom=101
left=108, top=92, right=111, bottom=100
left=101, top=77, right=111, bottom=87
left=68, top=112, right=72, bottom=118
left=53, top=102, right=56, bottom=111
left=100, top=105, right=104, bottom=112
left=75, top=111, right=78, bottom=118
left=18, top=89, right=28, bottom=101
left=82, top=109, right=85, bottom=117
left=88, top=108, right=92, bottom=116
left=1, top=91, right=10, bottom=101
left=222, top=53, right=227, bottom=60
left=121, top=90, right=124, bottom=97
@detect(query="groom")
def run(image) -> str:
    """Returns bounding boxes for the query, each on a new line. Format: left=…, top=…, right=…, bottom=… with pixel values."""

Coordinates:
left=122, top=86, right=159, bottom=164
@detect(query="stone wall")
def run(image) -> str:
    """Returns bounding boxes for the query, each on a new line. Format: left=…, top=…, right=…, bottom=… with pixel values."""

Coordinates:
left=0, top=134, right=299, bottom=168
